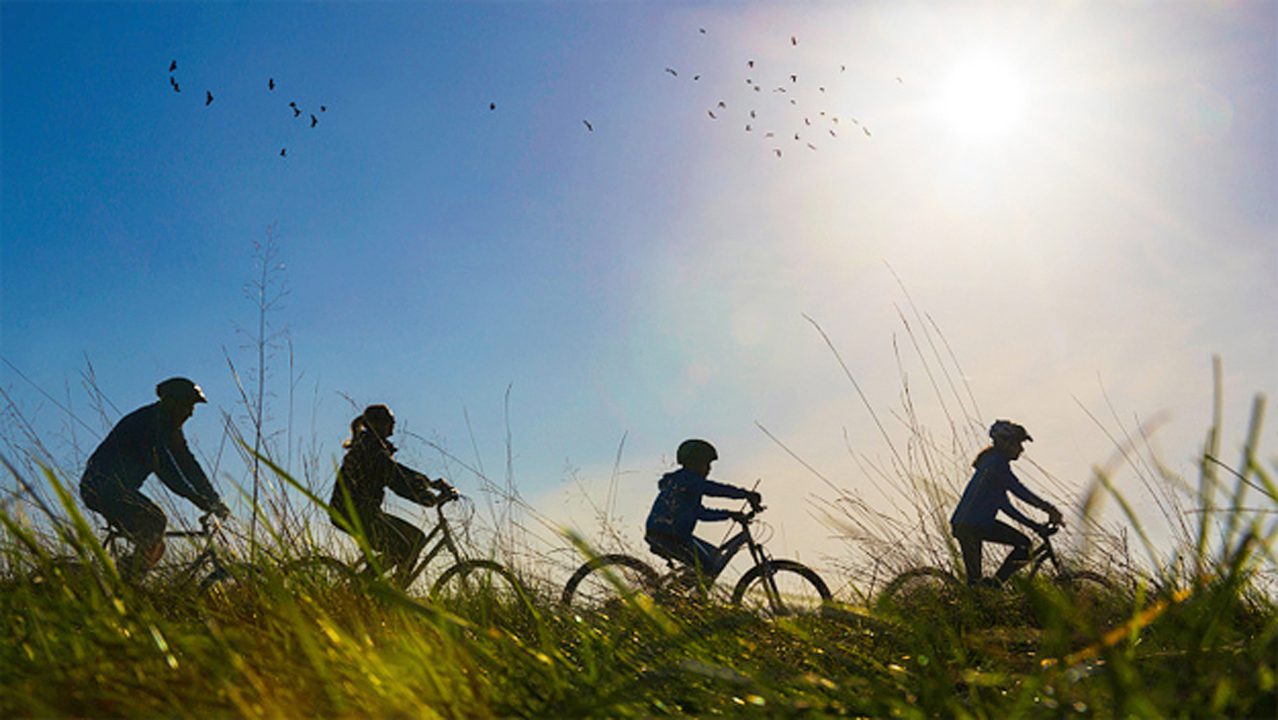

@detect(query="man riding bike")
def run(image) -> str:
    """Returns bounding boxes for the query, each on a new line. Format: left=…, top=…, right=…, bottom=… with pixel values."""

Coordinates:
left=329, top=404, right=456, bottom=585
left=950, top=420, right=1063, bottom=586
left=79, top=377, right=230, bottom=578
left=644, top=439, right=762, bottom=578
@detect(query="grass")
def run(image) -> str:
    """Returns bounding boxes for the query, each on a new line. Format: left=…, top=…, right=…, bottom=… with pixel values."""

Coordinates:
left=1, top=362, right=1275, bottom=717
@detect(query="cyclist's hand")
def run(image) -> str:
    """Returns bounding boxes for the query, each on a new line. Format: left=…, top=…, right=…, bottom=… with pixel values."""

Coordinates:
left=438, top=485, right=460, bottom=502
left=1046, top=505, right=1064, bottom=527
left=210, top=500, right=231, bottom=521
left=746, top=491, right=763, bottom=510
left=1035, top=522, right=1057, bottom=538
left=727, top=510, right=748, bottom=523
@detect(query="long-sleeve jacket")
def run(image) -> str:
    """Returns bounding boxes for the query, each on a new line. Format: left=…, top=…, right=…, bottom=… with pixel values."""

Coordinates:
left=950, top=447, right=1051, bottom=530
left=645, top=467, right=751, bottom=538
left=330, top=430, right=442, bottom=519
left=80, top=402, right=220, bottom=511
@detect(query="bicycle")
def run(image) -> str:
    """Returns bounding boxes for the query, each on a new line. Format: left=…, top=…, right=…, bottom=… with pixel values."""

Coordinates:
left=878, top=522, right=1115, bottom=614
left=286, top=492, right=526, bottom=602
left=561, top=505, right=832, bottom=617
left=36, top=512, right=258, bottom=596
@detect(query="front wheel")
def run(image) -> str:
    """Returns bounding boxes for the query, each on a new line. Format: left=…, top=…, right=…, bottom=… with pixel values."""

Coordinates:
left=731, top=560, right=831, bottom=616
left=430, top=559, right=527, bottom=604
left=560, top=554, right=661, bottom=611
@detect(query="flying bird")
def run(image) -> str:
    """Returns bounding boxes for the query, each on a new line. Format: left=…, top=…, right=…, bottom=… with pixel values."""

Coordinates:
left=841, top=64, right=846, bottom=72
left=794, top=132, right=800, bottom=140
left=708, top=110, right=717, bottom=119
left=169, top=60, right=177, bottom=72
left=749, top=110, right=756, bottom=118
left=773, top=148, right=782, bottom=157
left=170, top=79, right=180, bottom=93
left=745, top=124, right=752, bottom=132
left=829, top=129, right=837, bottom=137
left=310, top=114, right=318, bottom=127
left=747, top=60, right=754, bottom=68
left=717, top=101, right=726, bottom=108
left=746, top=78, right=753, bottom=85
left=699, top=28, right=706, bottom=34
left=269, top=78, right=275, bottom=90
left=790, top=74, right=797, bottom=83
left=320, top=105, right=327, bottom=112
left=583, top=120, right=593, bottom=131
left=280, top=147, right=287, bottom=157
left=791, top=36, right=797, bottom=46
left=862, top=126, right=872, bottom=137
left=693, top=74, right=701, bottom=81
left=664, top=67, right=678, bottom=77
left=804, top=117, right=811, bottom=126
left=489, top=102, right=496, bottom=110
left=819, top=86, right=825, bottom=93
left=205, top=91, right=213, bottom=106
left=765, top=132, right=775, bottom=137
left=807, top=143, right=817, bottom=151
left=896, top=76, right=903, bottom=83
left=293, top=107, right=301, bottom=118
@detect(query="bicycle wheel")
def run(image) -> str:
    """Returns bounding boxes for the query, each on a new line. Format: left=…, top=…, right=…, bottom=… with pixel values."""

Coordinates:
left=560, top=554, right=661, bottom=611
left=731, top=560, right=832, bottom=616
left=878, top=567, right=964, bottom=614
left=284, top=555, right=360, bottom=595
left=1055, top=570, right=1124, bottom=621
left=430, top=559, right=526, bottom=603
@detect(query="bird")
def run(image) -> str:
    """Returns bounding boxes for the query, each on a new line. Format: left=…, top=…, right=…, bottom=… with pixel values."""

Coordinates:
left=829, top=129, right=837, bottom=137
left=489, top=102, right=496, bottom=111
left=774, top=87, right=786, bottom=93
left=268, top=78, right=275, bottom=91
left=791, top=36, right=797, bottom=46
left=862, top=126, right=872, bottom=137
left=170, top=80, right=180, bottom=93
left=280, top=147, right=287, bottom=157
left=583, top=120, right=593, bottom=131
left=896, top=76, right=903, bottom=83
left=765, top=132, right=775, bottom=137
left=790, top=74, right=797, bottom=83
left=773, top=148, right=782, bottom=157
left=804, top=117, right=811, bottom=126
left=664, top=67, right=678, bottom=77
left=841, top=64, right=846, bottom=72
left=819, top=86, right=825, bottom=93
left=293, top=107, right=301, bottom=118
left=794, top=132, right=800, bottom=140
left=320, top=105, right=327, bottom=112
left=789, top=99, right=796, bottom=105
left=746, top=78, right=753, bottom=85
left=749, top=110, right=756, bottom=118
left=169, top=60, right=177, bottom=72
left=745, top=124, right=752, bottom=132
left=205, top=91, right=213, bottom=106
left=310, top=114, right=318, bottom=127
left=717, top=101, right=726, bottom=108
left=289, top=101, right=297, bottom=108
left=699, top=28, right=706, bottom=34
left=807, top=143, right=817, bottom=150
left=753, top=85, right=761, bottom=92
left=747, top=60, right=754, bottom=68
left=693, top=74, right=701, bottom=81
left=708, top=110, right=717, bottom=119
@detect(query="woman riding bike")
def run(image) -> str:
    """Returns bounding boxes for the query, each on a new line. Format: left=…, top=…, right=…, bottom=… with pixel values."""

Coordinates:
left=951, top=420, right=1063, bottom=586
left=329, top=404, right=455, bottom=585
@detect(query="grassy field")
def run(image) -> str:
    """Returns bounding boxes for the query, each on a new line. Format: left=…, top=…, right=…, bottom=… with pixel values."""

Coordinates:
left=2, top=476, right=1274, bottom=719
left=3, top=393, right=1276, bottom=718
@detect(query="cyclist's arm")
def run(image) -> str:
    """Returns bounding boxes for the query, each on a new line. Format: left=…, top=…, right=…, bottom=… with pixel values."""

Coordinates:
left=698, top=477, right=751, bottom=500
left=1000, top=500, right=1042, bottom=531
left=153, top=429, right=221, bottom=511
left=1007, top=472, right=1055, bottom=513
left=387, top=462, right=441, bottom=506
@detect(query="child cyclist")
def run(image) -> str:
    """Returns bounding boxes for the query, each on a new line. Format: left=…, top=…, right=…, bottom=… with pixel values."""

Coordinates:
left=644, top=439, right=762, bottom=578
left=951, top=420, right=1063, bottom=586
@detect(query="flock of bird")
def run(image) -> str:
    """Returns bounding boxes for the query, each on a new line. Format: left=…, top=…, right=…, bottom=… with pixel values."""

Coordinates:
left=167, top=59, right=327, bottom=158
left=658, top=30, right=901, bottom=158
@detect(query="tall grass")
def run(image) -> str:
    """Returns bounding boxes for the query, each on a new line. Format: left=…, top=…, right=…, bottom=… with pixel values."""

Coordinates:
left=2, top=386, right=1274, bottom=718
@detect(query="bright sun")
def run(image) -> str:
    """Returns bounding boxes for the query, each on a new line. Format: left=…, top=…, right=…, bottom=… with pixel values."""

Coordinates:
left=937, top=54, right=1025, bottom=142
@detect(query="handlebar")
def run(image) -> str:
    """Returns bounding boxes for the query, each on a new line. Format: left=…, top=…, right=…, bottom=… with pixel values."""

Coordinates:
left=1040, top=521, right=1061, bottom=537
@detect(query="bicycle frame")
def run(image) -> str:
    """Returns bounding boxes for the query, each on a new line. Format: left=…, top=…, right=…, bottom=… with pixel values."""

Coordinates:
left=99, top=513, right=229, bottom=586
left=397, top=503, right=465, bottom=588
left=667, top=508, right=786, bottom=605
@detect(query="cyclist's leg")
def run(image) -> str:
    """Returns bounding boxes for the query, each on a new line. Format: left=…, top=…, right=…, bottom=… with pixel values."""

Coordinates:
left=689, top=535, right=722, bottom=577
left=370, top=511, right=425, bottom=584
left=985, top=521, right=1032, bottom=582
left=714, top=530, right=750, bottom=576
left=84, top=479, right=166, bottom=578
left=952, top=525, right=985, bottom=585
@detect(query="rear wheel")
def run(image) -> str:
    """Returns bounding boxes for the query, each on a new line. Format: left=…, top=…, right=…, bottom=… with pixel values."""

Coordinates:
left=732, top=560, right=832, bottom=617
left=560, top=554, right=660, bottom=612
left=431, top=559, right=526, bottom=603
left=879, top=567, right=964, bottom=614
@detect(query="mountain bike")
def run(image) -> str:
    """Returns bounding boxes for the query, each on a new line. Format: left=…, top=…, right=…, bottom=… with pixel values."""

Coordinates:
left=879, top=523, right=1115, bottom=614
left=561, top=505, right=831, bottom=617
left=36, top=512, right=258, bottom=596
left=286, top=492, right=526, bottom=602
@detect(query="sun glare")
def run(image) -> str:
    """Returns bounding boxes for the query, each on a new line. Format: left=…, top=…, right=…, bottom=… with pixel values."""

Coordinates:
left=937, top=54, right=1025, bottom=142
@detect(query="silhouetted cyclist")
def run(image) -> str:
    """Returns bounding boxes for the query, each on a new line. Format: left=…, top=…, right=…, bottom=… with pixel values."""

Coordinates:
left=645, top=439, right=762, bottom=578
left=80, top=377, right=230, bottom=578
left=951, top=420, right=1063, bottom=586
left=329, top=404, right=455, bottom=585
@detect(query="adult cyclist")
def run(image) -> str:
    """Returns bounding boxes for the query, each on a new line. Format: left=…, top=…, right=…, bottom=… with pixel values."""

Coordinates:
left=644, top=439, right=761, bottom=579
left=79, top=378, right=230, bottom=578
left=950, top=420, right=1063, bottom=586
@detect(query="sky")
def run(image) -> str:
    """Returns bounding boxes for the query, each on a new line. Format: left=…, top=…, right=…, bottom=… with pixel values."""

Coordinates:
left=2, top=1, right=1275, bottom=584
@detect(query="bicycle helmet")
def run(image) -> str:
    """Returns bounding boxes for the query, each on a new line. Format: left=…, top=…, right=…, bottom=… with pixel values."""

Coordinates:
left=676, top=438, right=718, bottom=466
left=156, top=377, right=208, bottom=404
left=989, top=419, right=1032, bottom=444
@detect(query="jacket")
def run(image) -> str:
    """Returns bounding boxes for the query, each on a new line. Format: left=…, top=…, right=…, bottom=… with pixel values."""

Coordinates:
left=645, top=467, right=751, bottom=539
left=330, top=430, right=441, bottom=519
left=950, top=446, right=1050, bottom=530
left=80, top=402, right=220, bottom=511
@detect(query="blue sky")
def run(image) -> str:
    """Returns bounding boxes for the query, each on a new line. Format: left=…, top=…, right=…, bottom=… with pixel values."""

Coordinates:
left=3, top=1, right=1275, bottom=573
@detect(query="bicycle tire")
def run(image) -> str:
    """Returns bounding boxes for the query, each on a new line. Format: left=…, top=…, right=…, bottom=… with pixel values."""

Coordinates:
left=1054, top=569, right=1127, bottom=619
left=878, top=567, right=964, bottom=613
left=731, top=559, right=832, bottom=616
left=430, top=559, right=526, bottom=602
left=560, top=554, right=660, bottom=610
left=284, top=555, right=360, bottom=593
